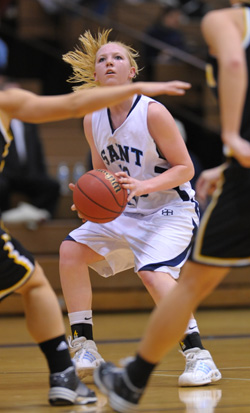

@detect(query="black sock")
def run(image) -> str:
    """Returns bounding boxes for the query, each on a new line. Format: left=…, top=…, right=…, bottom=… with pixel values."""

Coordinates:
left=126, top=354, right=156, bottom=389
left=39, top=334, right=73, bottom=374
left=180, top=332, right=205, bottom=352
left=71, top=323, right=93, bottom=340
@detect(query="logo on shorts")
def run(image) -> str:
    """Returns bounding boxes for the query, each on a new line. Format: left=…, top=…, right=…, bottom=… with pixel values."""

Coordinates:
left=162, top=208, right=173, bottom=216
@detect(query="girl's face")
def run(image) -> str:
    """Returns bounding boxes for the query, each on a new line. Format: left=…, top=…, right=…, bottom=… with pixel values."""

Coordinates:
left=94, top=43, right=136, bottom=86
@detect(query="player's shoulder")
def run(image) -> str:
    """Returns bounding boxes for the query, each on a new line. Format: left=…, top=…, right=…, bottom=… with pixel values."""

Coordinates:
left=140, top=94, right=164, bottom=111
left=140, top=94, right=158, bottom=104
left=202, top=6, right=240, bottom=30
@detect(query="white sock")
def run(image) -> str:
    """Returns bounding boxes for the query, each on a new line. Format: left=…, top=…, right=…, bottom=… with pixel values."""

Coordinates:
left=68, top=310, right=93, bottom=326
left=184, top=318, right=200, bottom=336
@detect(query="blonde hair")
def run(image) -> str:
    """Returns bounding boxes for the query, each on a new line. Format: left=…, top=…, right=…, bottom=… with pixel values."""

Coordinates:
left=63, top=29, right=140, bottom=90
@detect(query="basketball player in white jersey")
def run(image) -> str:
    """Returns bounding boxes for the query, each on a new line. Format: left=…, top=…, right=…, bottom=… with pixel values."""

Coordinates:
left=0, top=78, right=189, bottom=406
left=60, top=29, right=220, bottom=387
left=94, top=2, right=250, bottom=411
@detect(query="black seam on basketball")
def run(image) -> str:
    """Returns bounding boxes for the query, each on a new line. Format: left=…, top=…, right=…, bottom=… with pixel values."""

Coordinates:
left=86, top=171, right=126, bottom=208
left=76, top=182, right=123, bottom=213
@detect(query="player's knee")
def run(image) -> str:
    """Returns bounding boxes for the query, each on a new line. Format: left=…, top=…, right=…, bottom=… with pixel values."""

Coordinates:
left=59, top=240, right=84, bottom=267
left=60, top=241, right=73, bottom=265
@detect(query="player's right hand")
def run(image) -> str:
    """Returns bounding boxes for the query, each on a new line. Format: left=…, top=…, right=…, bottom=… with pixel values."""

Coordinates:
left=69, top=182, right=87, bottom=223
left=222, top=134, right=250, bottom=168
left=195, top=165, right=223, bottom=202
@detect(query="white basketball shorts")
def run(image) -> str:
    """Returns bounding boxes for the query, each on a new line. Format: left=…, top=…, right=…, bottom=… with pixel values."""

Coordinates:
left=67, top=200, right=199, bottom=280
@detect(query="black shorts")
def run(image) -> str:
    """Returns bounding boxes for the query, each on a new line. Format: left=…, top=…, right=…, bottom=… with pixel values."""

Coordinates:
left=0, top=222, right=35, bottom=300
left=191, top=160, right=250, bottom=267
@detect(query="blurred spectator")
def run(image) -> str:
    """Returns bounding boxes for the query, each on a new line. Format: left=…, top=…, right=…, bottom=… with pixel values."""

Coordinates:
left=37, top=0, right=113, bottom=16
left=0, top=0, right=14, bottom=19
left=0, top=38, right=8, bottom=74
left=157, top=0, right=209, bottom=17
left=143, top=5, right=189, bottom=79
left=0, top=80, right=60, bottom=223
left=179, top=0, right=210, bottom=18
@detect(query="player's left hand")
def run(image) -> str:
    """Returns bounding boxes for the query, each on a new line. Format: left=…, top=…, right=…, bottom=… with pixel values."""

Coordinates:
left=115, top=171, right=147, bottom=202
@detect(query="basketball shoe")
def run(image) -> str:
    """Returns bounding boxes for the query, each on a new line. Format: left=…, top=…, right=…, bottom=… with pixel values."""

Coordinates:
left=179, top=347, right=222, bottom=387
left=49, top=365, right=97, bottom=405
left=68, top=336, right=105, bottom=379
left=94, top=361, right=144, bottom=413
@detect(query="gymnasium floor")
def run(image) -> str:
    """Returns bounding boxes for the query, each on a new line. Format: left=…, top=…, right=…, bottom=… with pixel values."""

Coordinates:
left=1, top=308, right=250, bottom=412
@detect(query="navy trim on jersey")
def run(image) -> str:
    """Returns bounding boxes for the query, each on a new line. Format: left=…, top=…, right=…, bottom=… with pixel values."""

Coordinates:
left=191, top=197, right=200, bottom=219
left=173, top=186, right=190, bottom=201
left=107, top=94, right=142, bottom=133
left=154, top=165, right=167, bottom=174
left=64, top=234, right=76, bottom=242
left=155, top=165, right=191, bottom=201
left=139, top=243, right=191, bottom=271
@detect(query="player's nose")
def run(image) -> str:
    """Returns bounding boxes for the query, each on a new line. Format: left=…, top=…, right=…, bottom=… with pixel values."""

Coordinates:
left=106, top=57, right=114, bottom=66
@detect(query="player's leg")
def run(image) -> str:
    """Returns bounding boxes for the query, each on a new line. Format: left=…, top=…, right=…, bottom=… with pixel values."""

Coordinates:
left=139, top=269, right=221, bottom=386
left=94, top=262, right=228, bottom=412
left=17, top=261, right=68, bottom=341
left=134, top=198, right=220, bottom=388
left=139, top=262, right=228, bottom=359
left=0, top=228, right=96, bottom=406
left=59, top=239, right=105, bottom=378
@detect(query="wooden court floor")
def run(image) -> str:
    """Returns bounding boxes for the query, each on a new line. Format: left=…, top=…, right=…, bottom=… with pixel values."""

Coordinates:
left=1, top=308, right=250, bottom=412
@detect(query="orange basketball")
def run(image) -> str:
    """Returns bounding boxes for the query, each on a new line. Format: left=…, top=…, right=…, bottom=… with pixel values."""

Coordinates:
left=73, top=169, right=127, bottom=223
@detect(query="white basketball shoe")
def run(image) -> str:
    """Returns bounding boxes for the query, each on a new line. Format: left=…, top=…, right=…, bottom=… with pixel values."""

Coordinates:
left=68, top=336, right=105, bottom=379
left=179, top=347, right=222, bottom=387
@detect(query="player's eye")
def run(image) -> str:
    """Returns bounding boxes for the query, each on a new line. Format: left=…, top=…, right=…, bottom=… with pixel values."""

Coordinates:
left=98, top=57, right=105, bottom=63
left=115, top=55, right=123, bottom=60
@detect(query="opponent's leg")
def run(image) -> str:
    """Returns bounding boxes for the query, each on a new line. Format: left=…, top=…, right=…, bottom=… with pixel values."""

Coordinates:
left=16, top=261, right=96, bottom=405
left=139, top=269, right=221, bottom=386
left=94, top=263, right=228, bottom=412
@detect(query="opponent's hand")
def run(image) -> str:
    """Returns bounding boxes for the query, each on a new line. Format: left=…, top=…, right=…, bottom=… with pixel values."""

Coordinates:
left=222, top=133, right=250, bottom=168
left=195, top=166, right=222, bottom=202
left=138, top=80, right=191, bottom=97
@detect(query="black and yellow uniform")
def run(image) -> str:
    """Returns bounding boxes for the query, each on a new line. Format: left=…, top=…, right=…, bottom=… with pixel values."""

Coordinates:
left=0, top=117, right=34, bottom=300
left=191, top=5, right=250, bottom=266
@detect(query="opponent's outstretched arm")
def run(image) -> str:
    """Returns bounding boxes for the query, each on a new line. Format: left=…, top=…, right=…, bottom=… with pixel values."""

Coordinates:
left=0, top=81, right=191, bottom=124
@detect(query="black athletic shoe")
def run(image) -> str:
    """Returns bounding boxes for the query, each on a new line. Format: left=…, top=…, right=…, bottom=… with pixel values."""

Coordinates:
left=94, top=362, right=144, bottom=413
left=49, top=366, right=97, bottom=406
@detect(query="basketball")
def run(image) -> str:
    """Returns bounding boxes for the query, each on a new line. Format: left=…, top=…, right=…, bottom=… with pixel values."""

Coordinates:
left=73, top=169, right=127, bottom=223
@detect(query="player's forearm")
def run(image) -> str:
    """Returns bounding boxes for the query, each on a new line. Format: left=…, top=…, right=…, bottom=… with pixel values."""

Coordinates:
left=69, top=81, right=191, bottom=117
left=219, top=57, right=247, bottom=145
left=143, top=164, right=194, bottom=194
left=69, top=84, right=140, bottom=117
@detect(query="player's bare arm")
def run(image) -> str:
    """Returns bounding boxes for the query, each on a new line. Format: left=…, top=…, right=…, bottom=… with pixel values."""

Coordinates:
left=202, top=9, right=250, bottom=167
left=0, top=81, right=191, bottom=125
left=116, top=103, right=194, bottom=201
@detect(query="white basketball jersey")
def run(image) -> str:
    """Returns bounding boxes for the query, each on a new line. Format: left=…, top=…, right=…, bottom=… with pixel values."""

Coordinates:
left=91, top=94, right=195, bottom=215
